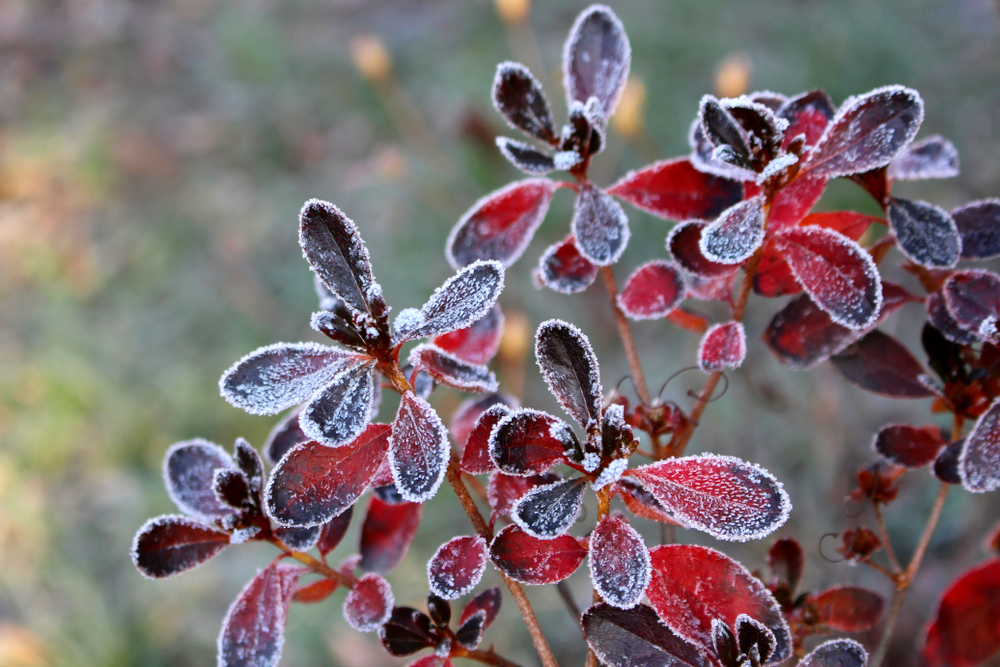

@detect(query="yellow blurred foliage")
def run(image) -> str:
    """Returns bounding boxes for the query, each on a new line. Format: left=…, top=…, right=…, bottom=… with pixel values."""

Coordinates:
left=715, top=52, right=753, bottom=99
left=350, top=35, right=393, bottom=84
left=611, top=76, right=647, bottom=139
left=0, top=625, right=46, bottom=667
left=495, top=0, right=531, bottom=26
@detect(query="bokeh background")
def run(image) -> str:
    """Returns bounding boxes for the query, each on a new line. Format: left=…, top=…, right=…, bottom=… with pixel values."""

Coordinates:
left=2, top=0, right=1000, bottom=665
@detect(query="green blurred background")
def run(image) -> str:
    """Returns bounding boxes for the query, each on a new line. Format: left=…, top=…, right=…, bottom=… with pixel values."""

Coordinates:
left=1, top=0, right=999, bottom=665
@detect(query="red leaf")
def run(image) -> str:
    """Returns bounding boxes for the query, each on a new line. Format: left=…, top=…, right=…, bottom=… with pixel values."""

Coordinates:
left=451, top=393, right=518, bottom=456
left=447, top=179, right=559, bottom=268
left=317, top=506, right=354, bottom=557
left=687, top=273, right=737, bottom=305
left=459, top=587, right=502, bottom=628
left=754, top=240, right=801, bottom=298
left=802, top=86, right=923, bottom=179
left=618, top=261, right=686, bottom=320
left=873, top=424, right=947, bottom=468
left=766, top=174, right=827, bottom=233
left=572, top=184, right=630, bottom=266
left=667, top=220, right=739, bottom=279
left=432, top=305, right=504, bottom=365
left=408, top=344, right=498, bottom=394
left=344, top=573, right=394, bottom=632
left=131, top=515, right=229, bottom=579
left=960, top=398, right=1000, bottom=493
left=589, top=516, right=651, bottom=609
left=489, top=524, right=587, bottom=585
left=811, top=585, right=885, bottom=632
left=562, top=5, right=631, bottom=118
left=613, top=479, right=684, bottom=526
left=943, top=270, right=1000, bottom=342
left=646, top=545, right=791, bottom=663
left=801, top=211, right=881, bottom=241
left=390, top=392, right=450, bottom=503
left=490, top=409, right=574, bottom=476
left=163, top=439, right=237, bottom=522
left=700, top=196, right=766, bottom=265
left=607, top=157, right=743, bottom=222
left=535, top=234, right=599, bottom=294
left=697, top=321, right=746, bottom=372
left=535, top=319, right=603, bottom=429
left=461, top=403, right=511, bottom=475
left=923, top=558, right=1000, bottom=667
left=799, top=640, right=868, bottom=667
left=629, top=454, right=790, bottom=542
left=487, top=471, right=559, bottom=520
left=583, top=603, right=710, bottom=667
left=767, top=538, right=804, bottom=593
left=218, top=562, right=302, bottom=667
left=427, top=535, right=489, bottom=600
left=292, top=577, right=338, bottom=604
left=772, top=226, right=882, bottom=330
left=778, top=90, right=835, bottom=149
left=830, top=330, right=936, bottom=398
left=266, top=424, right=391, bottom=527
left=263, top=409, right=308, bottom=466
left=359, top=495, right=422, bottom=574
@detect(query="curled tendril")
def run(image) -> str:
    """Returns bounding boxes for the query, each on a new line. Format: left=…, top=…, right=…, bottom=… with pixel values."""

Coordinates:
left=612, top=375, right=641, bottom=402
left=657, top=366, right=701, bottom=401
left=819, top=532, right=846, bottom=564
left=686, top=373, right=730, bottom=404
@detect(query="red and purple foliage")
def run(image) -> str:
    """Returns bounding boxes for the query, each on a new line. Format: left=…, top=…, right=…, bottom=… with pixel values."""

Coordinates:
left=131, top=5, right=1000, bottom=667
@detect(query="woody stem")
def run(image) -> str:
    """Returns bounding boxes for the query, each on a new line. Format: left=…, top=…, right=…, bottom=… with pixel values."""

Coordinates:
left=600, top=265, right=651, bottom=406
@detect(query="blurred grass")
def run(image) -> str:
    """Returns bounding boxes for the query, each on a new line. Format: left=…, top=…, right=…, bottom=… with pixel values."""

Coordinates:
left=1, top=0, right=999, bottom=665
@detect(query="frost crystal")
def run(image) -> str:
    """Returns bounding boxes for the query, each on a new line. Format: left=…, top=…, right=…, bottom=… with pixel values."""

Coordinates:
left=592, top=458, right=628, bottom=491
left=535, top=319, right=604, bottom=429
left=131, top=514, right=230, bottom=579
left=496, top=137, right=557, bottom=176
left=389, top=393, right=450, bottom=503
left=562, top=4, right=631, bottom=118
left=798, top=640, right=868, bottom=667
left=571, top=184, right=630, bottom=266
left=588, top=516, right=651, bottom=609
left=492, top=62, right=556, bottom=143
left=343, top=573, right=394, bottom=633
left=535, top=235, right=599, bottom=294
left=427, top=535, right=489, bottom=600
left=888, top=197, right=961, bottom=269
left=395, top=260, right=505, bottom=342
left=512, top=477, right=586, bottom=539
left=959, top=398, right=1000, bottom=493
left=756, top=153, right=798, bottom=184
left=700, top=196, right=765, bottom=265
left=163, top=439, right=237, bottom=522
left=299, top=363, right=376, bottom=447
left=408, top=343, right=498, bottom=394
left=583, top=452, right=601, bottom=473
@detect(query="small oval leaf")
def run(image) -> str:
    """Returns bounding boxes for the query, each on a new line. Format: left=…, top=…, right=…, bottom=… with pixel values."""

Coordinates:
left=535, top=234, right=599, bottom=294
left=131, top=515, right=229, bottom=579
left=697, top=321, right=746, bottom=372
left=589, top=516, right=651, bottom=609
left=562, top=5, right=631, bottom=118
left=218, top=562, right=301, bottom=667
left=359, top=495, right=422, bottom=574
left=700, top=196, right=766, bottom=265
left=427, top=535, right=489, bottom=600
left=607, top=158, right=743, bottom=222
left=572, top=184, right=631, bottom=266
left=888, top=197, right=961, bottom=269
left=344, top=573, right=394, bottom=633
left=390, top=393, right=450, bottom=503
left=618, top=261, right=686, bottom=320
left=489, top=524, right=587, bottom=585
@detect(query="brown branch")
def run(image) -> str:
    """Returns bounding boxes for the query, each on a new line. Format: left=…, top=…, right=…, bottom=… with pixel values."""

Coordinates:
left=273, top=540, right=357, bottom=589
left=872, top=503, right=902, bottom=574
left=458, top=646, right=527, bottom=667
left=600, top=265, right=651, bottom=406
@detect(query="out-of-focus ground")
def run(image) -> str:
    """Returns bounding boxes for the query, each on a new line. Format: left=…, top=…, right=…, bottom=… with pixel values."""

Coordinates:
left=1, top=0, right=999, bottom=665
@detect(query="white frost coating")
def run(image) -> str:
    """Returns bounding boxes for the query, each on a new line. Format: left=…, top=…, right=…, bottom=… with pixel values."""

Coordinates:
left=389, top=393, right=450, bottom=503
left=343, top=573, right=394, bottom=633
left=756, top=153, right=799, bottom=184
left=887, top=197, right=962, bottom=270
left=583, top=452, right=601, bottom=473
left=426, top=535, right=489, bottom=600
left=163, top=439, right=237, bottom=522
left=688, top=118, right=756, bottom=182
left=130, top=514, right=229, bottom=580
left=488, top=407, right=572, bottom=476
left=298, top=364, right=376, bottom=447
left=535, top=236, right=599, bottom=295
left=803, top=85, right=924, bottom=179
left=554, top=151, right=583, bottom=170
left=700, top=196, right=766, bottom=265
left=797, top=639, right=868, bottom=667
left=888, top=134, right=960, bottom=181
left=496, top=137, right=557, bottom=176
left=435, top=638, right=452, bottom=658
left=491, top=61, right=555, bottom=141
left=722, top=94, right=790, bottom=138
left=407, top=343, right=499, bottom=394
left=592, top=458, right=629, bottom=491
left=219, top=342, right=365, bottom=416
left=217, top=563, right=301, bottom=667
left=616, top=260, right=686, bottom=320
left=393, top=308, right=425, bottom=336
left=571, top=184, right=631, bottom=266
left=697, top=321, right=747, bottom=372
left=511, top=477, right=586, bottom=539
left=562, top=4, right=631, bottom=118
left=395, top=260, right=505, bottom=342
left=229, top=526, right=261, bottom=545
left=535, top=319, right=604, bottom=429
left=959, top=397, right=1000, bottom=493
left=588, top=516, right=651, bottom=609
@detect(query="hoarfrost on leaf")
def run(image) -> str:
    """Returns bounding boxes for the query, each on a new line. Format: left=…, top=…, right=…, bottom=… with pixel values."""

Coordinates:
left=592, top=458, right=629, bottom=491
left=511, top=477, right=587, bottom=539
left=489, top=524, right=587, bottom=585
left=535, top=319, right=604, bottom=430
left=390, top=393, right=450, bottom=503
left=888, top=135, right=959, bottom=181
left=697, top=322, right=747, bottom=372
left=408, top=344, right=498, bottom=394
left=589, top=516, right=651, bottom=609
left=492, top=62, right=557, bottom=143
left=572, top=184, right=630, bottom=266
left=217, top=562, right=301, bottom=667
left=959, top=398, right=1000, bottom=492
left=700, top=196, right=765, bottom=265
left=427, top=535, right=489, bottom=600
left=798, top=640, right=868, bottom=667
left=395, top=260, right=505, bottom=342
left=562, top=4, right=631, bottom=119
left=888, top=197, right=961, bottom=269
left=617, top=261, right=686, bottom=320
left=163, top=439, right=237, bottom=522
left=344, top=573, right=394, bottom=633
left=583, top=603, right=709, bottom=667
left=299, top=363, right=376, bottom=447
left=953, top=199, right=1000, bottom=260
left=131, top=515, right=229, bottom=579
left=496, top=137, right=557, bottom=175
left=536, top=235, right=599, bottom=294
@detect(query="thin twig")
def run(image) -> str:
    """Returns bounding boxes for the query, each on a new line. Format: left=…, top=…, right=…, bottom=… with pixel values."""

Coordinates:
left=273, top=541, right=357, bottom=588
left=872, top=503, right=902, bottom=574
left=459, top=646, right=527, bottom=667
left=600, top=265, right=651, bottom=405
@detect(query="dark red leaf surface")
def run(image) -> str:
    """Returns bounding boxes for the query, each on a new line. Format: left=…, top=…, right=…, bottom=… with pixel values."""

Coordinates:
left=960, top=398, right=1000, bottom=493
left=618, top=261, right=686, bottom=320
left=460, top=587, right=502, bottom=629
left=408, top=344, right=498, bottom=394
left=646, top=545, right=791, bottom=663
left=700, top=196, right=766, bottom=265
left=427, top=535, right=489, bottom=600
left=873, top=424, right=947, bottom=468
left=218, top=562, right=302, bottom=667
left=927, top=292, right=978, bottom=345
left=668, top=221, right=739, bottom=279
left=390, top=392, right=450, bottom=503
left=942, top=270, right=1000, bottom=342
left=266, top=424, right=390, bottom=527
left=629, top=455, right=790, bottom=542
left=512, top=476, right=587, bottom=539
left=802, top=211, right=881, bottom=241
left=614, top=479, right=684, bottom=526
left=432, top=305, right=504, bottom=366
left=572, top=184, right=630, bottom=266
left=802, top=86, right=923, bottom=179
left=606, top=158, right=743, bottom=222
left=799, top=640, right=868, bottom=667
left=455, top=610, right=487, bottom=650
left=492, top=63, right=556, bottom=143
left=344, top=573, right=394, bottom=632
left=767, top=538, right=804, bottom=593
left=450, top=393, right=518, bottom=455
left=131, top=515, right=229, bottom=579
left=460, top=403, right=510, bottom=475
left=778, top=90, right=835, bottom=149
left=298, top=363, right=376, bottom=447
left=394, top=260, right=505, bottom=342
left=359, top=495, right=422, bottom=574
left=583, top=603, right=709, bottom=667
left=535, top=234, right=599, bottom=294
left=487, top=471, right=559, bottom=520
left=697, top=321, right=746, bottom=372
left=489, top=524, right=587, bottom=585
left=811, top=586, right=885, bottom=633
left=379, top=606, right=437, bottom=657
left=490, top=409, right=574, bottom=476
left=292, top=577, right=338, bottom=604
left=447, top=179, right=559, bottom=268
left=766, top=174, right=828, bottom=233
left=888, top=197, right=961, bottom=269
left=953, top=199, right=1000, bottom=260
left=274, top=525, right=320, bottom=552
left=772, top=226, right=882, bottom=330
left=923, top=558, right=1000, bottom=667
left=754, top=240, right=801, bottom=298
left=317, top=506, right=353, bottom=557
left=163, top=439, right=236, bottom=521
left=562, top=5, right=631, bottom=118
left=888, top=135, right=960, bottom=181
left=934, top=440, right=964, bottom=485
left=535, top=319, right=603, bottom=429
left=830, top=330, right=936, bottom=398
left=263, top=409, right=308, bottom=466
left=589, top=516, right=651, bottom=609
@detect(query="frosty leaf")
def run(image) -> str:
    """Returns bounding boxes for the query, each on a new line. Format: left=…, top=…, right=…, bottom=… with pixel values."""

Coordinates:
left=489, top=524, right=587, bottom=584
left=618, top=261, right=686, bottom=320
left=767, top=538, right=805, bottom=593
left=799, top=640, right=868, bottom=667
left=263, top=410, right=307, bottom=467
left=888, top=197, right=961, bottom=269
left=131, top=515, right=229, bottom=579
left=299, top=199, right=383, bottom=316
left=953, top=199, right=1000, bottom=260
left=220, top=343, right=365, bottom=416
left=452, top=393, right=518, bottom=457
left=562, top=4, right=631, bottom=118
left=432, top=305, right=504, bottom=366
left=934, top=441, right=964, bottom=485
left=923, top=558, right=1000, bottom=667
left=926, top=292, right=978, bottom=345
left=492, top=62, right=557, bottom=143
left=614, top=479, right=684, bottom=525
left=379, top=606, right=437, bottom=657
left=163, top=439, right=237, bottom=521
left=686, top=273, right=737, bottom=305
left=873, top=424, right=947, bottom=468
left=535, top=319, right=603, bottom=429
left=646, top=545, right=792, bottom=663
left=427, top=535, right=489, bottom=600
left=772, top=226, right=882, bottom=330
left=801, top=211, right=882, bottom=241
left=572, top=184, right=630, bottom=266
left=753, top=240, right=801, bottom=298
left=265, top=423, right=391, bottom=527
left=408, top=344, right=498, bottom=394
left=629, top=454, right=790, bottom=542
left=697, top=322, right=746, bottom=372
left=395, top=260, right=505, bottom=342
left=234, top=438, right=265, bottom=496
left=461, top=404, right=511, bottom=475
left=298, top=363, right=376, bottom=447
left=459, top=587, right=502, bottom=629
left=292, top=577, right=338, bottom=604
left=959, top=398, right=1000, bottom=493
left=763, top=294, right=859, bottom=370
left=888, top=135, right=959, bottom=181
left=942, top=270, right=1000, bottom=341
left=699, top=96, right=750, bottom=157
left=688, top=119, right=755, bottom=182
left=311, top=309, right=365, bottom=351
left=667, top=221, right=739, bottom=279
left=487, top=471, right=560, bottom=520
left=811, top=586, right=885, bottom=633
left=606, top=158, right=743, bottom=222
left=359, top=495, right=422, bottom=573
left=535, top=234, right=599, bottom=294
left=803, top=86, right=923, bottom=179
left=455, top=610, right=487, bottom=650
left=447, top=179, right=559, bottom=268
left=589, top=516, right=651, bottom=609
left=496, top=137, right=557, bottom=175
left=700, top=196, right=765, bottom=265
left=344, top=573, right=394, bottom=633
left=735, top=616, right=776, bottom=663
left=583, top=603, right=710, bottom=667
left=766, top=174, right=828, bottom=234
left=390, top=393, right=450, bottom=503
left=512, top=477, right=587, bottom=539
left=830, top=330, right=936, bottom=398
left=317, top=505, right=353, bottom=557
left=274, top=525, right=321, bottom=552
left=777, top=90, right=836, bottom=149
left=218, top=562, right=301, bottom=667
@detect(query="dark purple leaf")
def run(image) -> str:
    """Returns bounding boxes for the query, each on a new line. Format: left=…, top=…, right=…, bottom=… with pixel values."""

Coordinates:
left=489, top=524, right=587, bottom=585
left=618, top=261, right=686, bottom=320
left=700, top=196, right=765, bottom=264
left=562, top=5, right=631, bottom=118
left=535, top=319, right=603, bottom=429
left=735, top=616, right=776, bottom=663
left=934, top=440, right=964, bottom=484
left=667, top=220, right=739, bottom=279
left=954, top=199, right=1000, bottom=260
left=942, top=270, right=1000, bottom=342
left=830, top=330, right=936, bottom=398
left=408, top=344, right=498, bottom=394
left=492, top=62, right=557, bottom=143
left=359, top=495, right=422, bottom=573
left=263, top=409, right=308, bottom=467
left=606, top=158, right=743, bottom=222
left=496, top=137, right=557, bottom=175
left=688, top=119, right=754, bottom=181
left=274, top=525, right=321, bottom=552
left=234, top=438, right=265, bottom=496
left=888, top=135, right=959, bottom=181
left=163, top=439, right=236, bottom=521
left=777, top=90, right=835, bottom=149
left=960, top=398, right=1000, bottom=493
left=535, top=234, right=599, bottom=294
left=512, top=477, right=587, bottom=539
left=298, top=363, right=376, bottom=447
left=213, top=468, right=252, bottom=511
left=427, top=535, right=489, bottom=600
left=888, top=197, right=961, bottom=269
left=310, top=309, right=365, bottom=350
left=589, top=516, right=651, bottom=609
left=389, top=392, right=450, bottom=502
left=926, top=292, right=978, bottom=345
left=218, top=562, right=301, bottom=667
left=459, top=587, right=502, bottom=629
left=131, top=515, right=229, bottom=579
left=583, top=603, right=709, bottom=667
left=873, top=424, right=947, bottom=468
left=455, top=610, right=487, bottom=650
left=572, top=184, right=630, bottom=266
left=461, top=403, right=511, bottom=475
left=344, top=573, right=394, bottom=632
left=379, top=607, right=437, bottom=657
left=432, top=305, right=504, bottom=366
left=395, top=260, right=505, bottom=342
left=317, top=506, right=353, bottom=557
left=799, top=640, right=868, bottom=667
left=699, top=96, right=750, bottom=157
left=697, top=321, right=746, bottom=372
